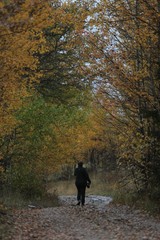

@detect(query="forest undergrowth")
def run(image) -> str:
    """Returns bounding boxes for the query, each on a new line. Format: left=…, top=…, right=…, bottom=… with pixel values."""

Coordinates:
left=0, top=171, right=160, bottom=240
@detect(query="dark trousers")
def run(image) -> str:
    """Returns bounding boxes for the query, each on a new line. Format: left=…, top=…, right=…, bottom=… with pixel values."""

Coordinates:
left=76, top=183, right=86, bottom=205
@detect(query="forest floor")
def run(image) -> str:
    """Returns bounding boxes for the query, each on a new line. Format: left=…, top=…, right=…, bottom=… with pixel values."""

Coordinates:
left=2, top=195, right=160, bottom=240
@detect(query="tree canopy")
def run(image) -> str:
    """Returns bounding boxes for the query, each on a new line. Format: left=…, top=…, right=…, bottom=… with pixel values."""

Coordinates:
left=0, top=0, right=160, bottom=201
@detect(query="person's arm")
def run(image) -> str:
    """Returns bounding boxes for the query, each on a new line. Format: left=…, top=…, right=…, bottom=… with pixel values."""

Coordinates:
left=84, top=169, right=91, bottom=184
left=87, top=174, right=91, bottom=184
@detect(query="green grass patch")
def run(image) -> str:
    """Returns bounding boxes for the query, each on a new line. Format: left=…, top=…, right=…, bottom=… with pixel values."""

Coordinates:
left=0, top=188, right=59, bottom=209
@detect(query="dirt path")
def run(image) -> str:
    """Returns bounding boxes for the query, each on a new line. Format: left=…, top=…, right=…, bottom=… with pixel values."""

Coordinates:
left=4, top=195, right=160, bottom=240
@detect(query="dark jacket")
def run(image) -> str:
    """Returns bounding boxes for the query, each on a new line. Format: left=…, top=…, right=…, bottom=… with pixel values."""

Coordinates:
left=74, top=166, right=91, bottom=186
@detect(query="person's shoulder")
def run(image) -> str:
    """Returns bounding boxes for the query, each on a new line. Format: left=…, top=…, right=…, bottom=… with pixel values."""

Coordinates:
left=82, top=167, right=88, bottom=172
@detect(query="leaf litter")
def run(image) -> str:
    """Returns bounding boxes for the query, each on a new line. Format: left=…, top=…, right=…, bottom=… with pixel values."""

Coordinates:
left=3, top=195, right=160, bottom=240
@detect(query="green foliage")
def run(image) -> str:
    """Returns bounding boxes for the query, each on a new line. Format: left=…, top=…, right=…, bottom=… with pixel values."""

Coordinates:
left=0, top=0, right=93, bottom=201
left=1, top=185, right=59, bottom=209
left=1, top=92, right=93, bottom=197
left=2, top=0, right=160, bottom=207
left=7, top=166, right=44, bottom=199
left=37, top=1, right=88, bottom=104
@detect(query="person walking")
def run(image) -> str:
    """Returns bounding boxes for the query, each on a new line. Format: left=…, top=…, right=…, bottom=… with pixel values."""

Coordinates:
left=74, top=161, right=91, bottom=206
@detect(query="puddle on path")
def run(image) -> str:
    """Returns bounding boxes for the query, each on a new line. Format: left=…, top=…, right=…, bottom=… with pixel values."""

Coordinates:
left=59, top=195, right=113, bottom=211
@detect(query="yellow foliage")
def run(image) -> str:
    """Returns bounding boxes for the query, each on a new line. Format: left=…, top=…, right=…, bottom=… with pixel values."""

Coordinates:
left=0, top=0, right=54, bottom=137
left=0, top=0, right=88, bottom=140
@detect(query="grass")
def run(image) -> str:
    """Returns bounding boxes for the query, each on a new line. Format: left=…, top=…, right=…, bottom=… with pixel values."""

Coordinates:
left=0, top=187, right=59, bottom=239
left=48, top=170, right=160, bottom=216
left=1, top=171, right=159, bottom=214
left=0, top=188, right=59, bottom=209
left=47, top=171, right=118, bottom=196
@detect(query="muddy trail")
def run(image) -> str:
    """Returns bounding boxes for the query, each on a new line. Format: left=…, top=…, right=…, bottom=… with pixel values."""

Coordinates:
left=2, top=195, right=160, bottom=240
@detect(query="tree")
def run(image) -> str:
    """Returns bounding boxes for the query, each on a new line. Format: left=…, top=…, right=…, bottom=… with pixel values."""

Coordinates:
left=0, top=0, right=54, bottom=138
left=0, top=0, right=56, bottom=187
left=0, top=0, right=102, bottom=196
left=79, top=0, right=160, bottom=196
left=36, top=1, right=90, bottom=104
